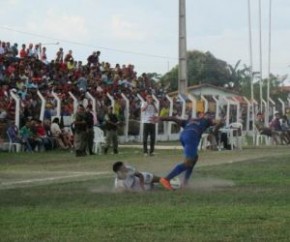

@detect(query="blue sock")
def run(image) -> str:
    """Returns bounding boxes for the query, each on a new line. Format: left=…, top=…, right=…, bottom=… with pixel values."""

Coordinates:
left=183, top=166, right=194, bottom=185
left=166, top=163, right=188, bottom=180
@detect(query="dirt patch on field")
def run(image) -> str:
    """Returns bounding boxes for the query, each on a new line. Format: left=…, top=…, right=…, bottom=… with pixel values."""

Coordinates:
left=188, top=177, right=235, bottom=191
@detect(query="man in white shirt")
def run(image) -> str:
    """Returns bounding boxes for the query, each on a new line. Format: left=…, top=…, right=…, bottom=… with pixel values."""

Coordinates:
left=141, top=95, right=158, bottom=156
left=113, top=161, right=160, bottom=192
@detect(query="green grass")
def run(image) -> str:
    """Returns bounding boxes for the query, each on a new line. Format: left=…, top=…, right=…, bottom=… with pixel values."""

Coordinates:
left=0, top=147, right=290, bottom=241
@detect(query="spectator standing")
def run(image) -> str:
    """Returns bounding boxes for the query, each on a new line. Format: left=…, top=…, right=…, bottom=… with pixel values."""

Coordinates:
left=64, top=50, right=73, bottom=63
left=87, top=51, right=100, bottom=67
left=85, top=104, right=95, bottom=155
left=74, top=104, right=87, bottom=157
left=141, top=95, right=158, bottom=156
left=104, top=106, right=119, bottom=154
left=55, top=47, right=64, bottom=62
left=11, top=43, right=18, bottom=57
left=19, top=44, right=27, bottom=58
left=40, top=47, right=48, bottom=64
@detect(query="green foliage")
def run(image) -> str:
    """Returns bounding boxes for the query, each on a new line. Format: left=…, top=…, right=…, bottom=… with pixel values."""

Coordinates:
left=161, top=50, right=230, bottom=92
left=160, top=50, right=289, bottom=101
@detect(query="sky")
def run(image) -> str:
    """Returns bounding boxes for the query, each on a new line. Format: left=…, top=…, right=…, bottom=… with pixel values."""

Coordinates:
left=1, top=0, right=290, bottom=83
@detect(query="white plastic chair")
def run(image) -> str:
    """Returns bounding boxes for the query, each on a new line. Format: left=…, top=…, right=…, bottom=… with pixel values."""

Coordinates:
left=198, top=133, right=209, bottom=151
left=93, top=127, right=106, bottom=154
left=6, top=131, right=22, bottom=152
left=228, top=122, right=244, bottom=150
left=254, top=125, right=272, bottom=146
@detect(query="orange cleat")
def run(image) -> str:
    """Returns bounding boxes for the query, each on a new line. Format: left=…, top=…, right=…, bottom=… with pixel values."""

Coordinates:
left=159, top=177, right=173, bottom=190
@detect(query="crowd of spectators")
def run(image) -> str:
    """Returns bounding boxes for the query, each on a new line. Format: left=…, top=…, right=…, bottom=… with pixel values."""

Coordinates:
left=0, top=39, right=175, bottom=151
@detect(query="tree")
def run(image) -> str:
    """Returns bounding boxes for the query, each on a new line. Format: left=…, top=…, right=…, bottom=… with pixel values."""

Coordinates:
left=160, top=50, right=230, bottom=91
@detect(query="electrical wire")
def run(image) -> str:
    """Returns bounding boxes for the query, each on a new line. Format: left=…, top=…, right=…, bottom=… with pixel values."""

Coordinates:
left=0, top=25, right=178, bottom=60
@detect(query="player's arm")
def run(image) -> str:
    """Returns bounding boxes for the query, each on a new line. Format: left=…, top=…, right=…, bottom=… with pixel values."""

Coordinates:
left=134, top=172, right=145, bottom=191
left=141, top=102, right=148, bottom=112
left=150, top=116, right=186, bottom=127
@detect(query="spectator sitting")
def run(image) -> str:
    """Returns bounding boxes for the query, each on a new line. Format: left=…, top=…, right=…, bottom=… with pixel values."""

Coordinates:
left=280, top=114, right=290, bottom=143
left=7, top=121, right=29, bottom=149
left=255, top=112, right=280, bottom=145
left=35, top=119, right=53, bottom=150
left=270, top=112, right=290, bottom=144
left=50, top=117, right=70, bottom=150
left=19, top=120, right=36, bottom=152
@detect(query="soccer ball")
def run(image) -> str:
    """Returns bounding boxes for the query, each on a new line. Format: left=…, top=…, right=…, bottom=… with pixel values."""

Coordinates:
left=170, top=177, right=181, bottom=190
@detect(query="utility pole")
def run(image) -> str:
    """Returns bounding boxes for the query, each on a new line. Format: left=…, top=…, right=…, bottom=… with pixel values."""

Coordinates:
left=178, top=0, right=188, bottom=95
left=266, top=0, right=272, bottom=123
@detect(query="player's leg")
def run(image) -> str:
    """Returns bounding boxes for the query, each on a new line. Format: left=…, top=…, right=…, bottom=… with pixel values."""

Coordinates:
left=141, top=172, right=160, bottom=190
left=149, top=124, right=156, bottom=155
left=143, top=124, right=149, bottom=155
left=160, top=136, right=199, bottom=190
left=183, top=155, right=198, bottom=186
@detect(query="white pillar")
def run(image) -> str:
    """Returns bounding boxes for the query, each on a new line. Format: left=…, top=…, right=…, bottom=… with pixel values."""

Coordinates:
left=137, top=94, right=145, bottom=142
left=221, top=96, right=230, bottom=126
left=121, top=93, right=129, bottom=142
left=278, top=98, right=285, bottom=115
left=243, top=97, right=251, bottom=132
left=211, top=96, right=219, bottom=120
left=232, top=97, right=241, bottom=123
left=106, top=93, right=115, bottom=112
left=269, top=97, right=276, bottom=116
left=178, top=94, right=186, bottom=119
left=86, top=91, right=96, bottom=113
left=51, top=91, right=61, bottom=117
left=10, top=91, right=20, bottom=128
left=69, top=92, right=78, bottom=114
left=165, top=94, right=173, bottom=139
left=262, top=99, right=267, bottom=125
left=201, top=95, right=209, bottom=112
left=152, top=94, right=160, bottom=141
left=187, top=93, right=197, bottom=118
left=37, top=90, right=46, bottom=121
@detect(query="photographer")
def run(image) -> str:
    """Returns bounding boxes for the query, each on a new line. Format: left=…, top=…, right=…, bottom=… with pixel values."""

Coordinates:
left=141, top=95, right=158, bottom=156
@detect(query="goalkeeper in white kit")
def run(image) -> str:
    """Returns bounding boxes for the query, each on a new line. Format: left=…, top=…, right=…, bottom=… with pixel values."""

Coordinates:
left=112, top=161, right=161, bottom=192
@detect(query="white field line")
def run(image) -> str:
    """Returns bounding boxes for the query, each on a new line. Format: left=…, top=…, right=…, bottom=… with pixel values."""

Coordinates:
left=1, top=171, right=111, bottom=187
left=120, top=145, right=182, bottom=150
left=2, top=149, right=290, bottom=189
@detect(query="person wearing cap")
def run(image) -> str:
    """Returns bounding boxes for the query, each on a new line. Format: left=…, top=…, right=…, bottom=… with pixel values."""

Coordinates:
left=141, top=95, right=158, bottom=156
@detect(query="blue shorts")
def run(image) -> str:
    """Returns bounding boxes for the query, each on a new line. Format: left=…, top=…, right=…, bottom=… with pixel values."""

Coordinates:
left=180, top=130, right=200, bottom=159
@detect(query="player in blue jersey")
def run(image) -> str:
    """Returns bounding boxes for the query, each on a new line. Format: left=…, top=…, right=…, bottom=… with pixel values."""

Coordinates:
left=151, top=112, right=222, bottom=190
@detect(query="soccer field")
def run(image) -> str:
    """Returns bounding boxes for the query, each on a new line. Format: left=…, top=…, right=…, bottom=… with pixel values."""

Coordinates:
left=1, top=146, right=290, bottom=242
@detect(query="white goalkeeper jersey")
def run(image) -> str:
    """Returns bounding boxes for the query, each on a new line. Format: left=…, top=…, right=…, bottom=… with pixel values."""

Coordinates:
left=114, top=165, right=154, bottom=191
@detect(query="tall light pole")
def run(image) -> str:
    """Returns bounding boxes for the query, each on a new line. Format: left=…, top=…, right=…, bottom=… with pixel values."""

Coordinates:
left=178, top=0, right=188, bottom=95
left=266, top=0, right=272, bottom=123
left=248, top=0, right=255, bottom=138
left=248, top=0, right=254, bottom=105
left=258, top=0, right=263, bottom=112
